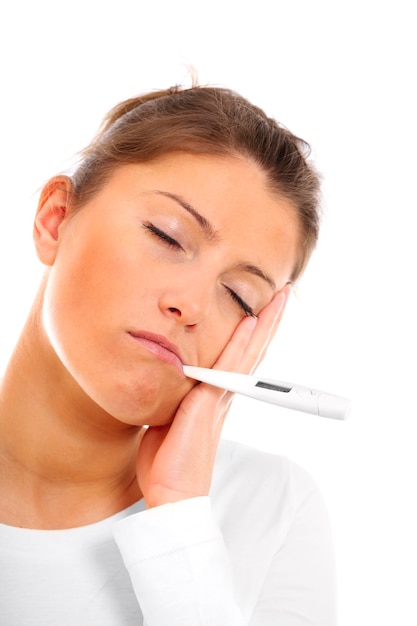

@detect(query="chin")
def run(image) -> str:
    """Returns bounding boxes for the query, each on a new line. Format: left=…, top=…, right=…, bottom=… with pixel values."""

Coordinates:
left=94, top=370, right=190, bottom=427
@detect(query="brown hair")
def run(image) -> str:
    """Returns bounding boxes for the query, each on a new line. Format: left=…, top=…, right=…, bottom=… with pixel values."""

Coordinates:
left=71, top=85, right=321, bottom=281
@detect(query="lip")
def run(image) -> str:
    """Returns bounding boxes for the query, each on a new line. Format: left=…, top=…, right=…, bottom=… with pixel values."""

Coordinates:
left=128, top=330, right=184, bottom=372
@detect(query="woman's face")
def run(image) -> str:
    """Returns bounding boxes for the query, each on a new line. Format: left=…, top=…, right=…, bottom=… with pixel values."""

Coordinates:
left=40, top=152, right=300, bottom=426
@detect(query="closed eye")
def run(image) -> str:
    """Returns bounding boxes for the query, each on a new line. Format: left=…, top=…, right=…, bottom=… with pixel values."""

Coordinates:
left=144, top=222, right=257, bottom=318
left=143, top=223, right=183, bottom=250
left=224, top=285, right=257, bottom=318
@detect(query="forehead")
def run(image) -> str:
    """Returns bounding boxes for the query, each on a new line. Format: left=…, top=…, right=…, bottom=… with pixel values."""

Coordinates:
left=84, top=152, right=301, bottom=286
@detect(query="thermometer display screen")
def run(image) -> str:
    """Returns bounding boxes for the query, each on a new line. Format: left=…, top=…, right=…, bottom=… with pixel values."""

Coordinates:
left=255, top=381, right=292, bottom=393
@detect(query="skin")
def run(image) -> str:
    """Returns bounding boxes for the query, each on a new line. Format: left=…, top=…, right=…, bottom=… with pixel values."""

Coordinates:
left=0, top=152, right=299, bottom=528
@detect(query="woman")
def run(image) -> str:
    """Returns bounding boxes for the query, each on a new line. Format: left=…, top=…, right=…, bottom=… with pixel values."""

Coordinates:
left=0, top=85, right=336, bottom=624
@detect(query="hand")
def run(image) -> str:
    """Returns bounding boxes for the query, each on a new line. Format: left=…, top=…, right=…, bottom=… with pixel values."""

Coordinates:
left=136, top=286, right=290, bottom=509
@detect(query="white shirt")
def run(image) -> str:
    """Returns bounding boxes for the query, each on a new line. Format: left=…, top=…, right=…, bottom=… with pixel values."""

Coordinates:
left=0, top=440, right=337, bottom=625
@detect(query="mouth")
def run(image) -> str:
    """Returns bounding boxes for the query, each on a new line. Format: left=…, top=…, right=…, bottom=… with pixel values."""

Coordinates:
left=128, top=330, right=184, bottom=373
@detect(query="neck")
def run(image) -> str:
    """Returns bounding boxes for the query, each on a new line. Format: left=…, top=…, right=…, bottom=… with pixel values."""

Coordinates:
left=0, top=307, right=143, bottom=530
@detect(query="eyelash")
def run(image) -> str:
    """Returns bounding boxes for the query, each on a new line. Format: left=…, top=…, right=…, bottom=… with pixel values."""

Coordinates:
left=224, top=286, right=256, bottom=318
left=143, top=222, right=184, bottom=250
left=143, top=222, right=256, bottom=318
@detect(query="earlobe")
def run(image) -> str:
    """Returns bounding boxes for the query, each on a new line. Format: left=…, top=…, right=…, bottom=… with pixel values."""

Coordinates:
left=34, top=175, right=74, bottom=266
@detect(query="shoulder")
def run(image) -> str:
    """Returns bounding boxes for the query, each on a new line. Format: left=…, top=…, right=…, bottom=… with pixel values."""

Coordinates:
left=211, top=440, right=323, bottom=538
left=213, top=438, right=318, bottom=504
left=211, top=441, right=337, bottom=622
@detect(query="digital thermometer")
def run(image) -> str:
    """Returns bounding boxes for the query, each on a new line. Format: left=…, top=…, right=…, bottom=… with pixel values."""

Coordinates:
left=183, top=365, right=351, bottom=420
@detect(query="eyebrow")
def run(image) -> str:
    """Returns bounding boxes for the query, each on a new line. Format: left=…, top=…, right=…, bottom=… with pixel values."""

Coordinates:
left=234, top=263, right=276, bottom=291
left=152, top=189, right=276, bottom=292
left=154, top=190, right=220, bottom=243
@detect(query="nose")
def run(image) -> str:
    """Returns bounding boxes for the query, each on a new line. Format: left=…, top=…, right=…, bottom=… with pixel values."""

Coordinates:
left=158, top=275, right=213, bottom=328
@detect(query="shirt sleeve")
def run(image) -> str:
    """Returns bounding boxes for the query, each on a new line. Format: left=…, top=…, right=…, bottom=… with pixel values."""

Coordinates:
left=113, top=496, right=245, bottom=626
left=113, top=488, right=337, bottom=626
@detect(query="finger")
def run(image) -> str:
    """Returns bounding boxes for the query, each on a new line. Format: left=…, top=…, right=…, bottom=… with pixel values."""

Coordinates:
left=210, top=314, right=258, bottom=372
left=246, top=284, right=291, bottom=371
left=214, top=284, right=291, bottom=375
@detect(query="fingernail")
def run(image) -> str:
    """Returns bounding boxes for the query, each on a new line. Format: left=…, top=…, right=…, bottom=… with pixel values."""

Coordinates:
left=275, top=288, right=290, bottom=318
left=244, top=315, right=258, bottom=333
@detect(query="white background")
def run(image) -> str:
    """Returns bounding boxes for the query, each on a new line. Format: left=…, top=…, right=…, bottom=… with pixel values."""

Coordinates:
left=0, top=1, right=415, bottom=623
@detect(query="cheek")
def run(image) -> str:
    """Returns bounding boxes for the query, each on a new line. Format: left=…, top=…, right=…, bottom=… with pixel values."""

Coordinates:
left=196, top=322, right=237, bottom=369
left=40, top=234, right=118, bottom=368
left=46, top=229, right=133, bottom=320
left=40, top=269, right=95, bottom=377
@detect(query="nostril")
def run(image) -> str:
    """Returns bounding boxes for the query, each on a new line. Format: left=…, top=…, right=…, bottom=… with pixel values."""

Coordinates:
left=168, top=307, right=181, bottom=315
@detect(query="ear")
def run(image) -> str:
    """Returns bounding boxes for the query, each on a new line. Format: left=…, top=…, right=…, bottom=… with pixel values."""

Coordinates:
left=34, top=175, right=74, bottom=266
